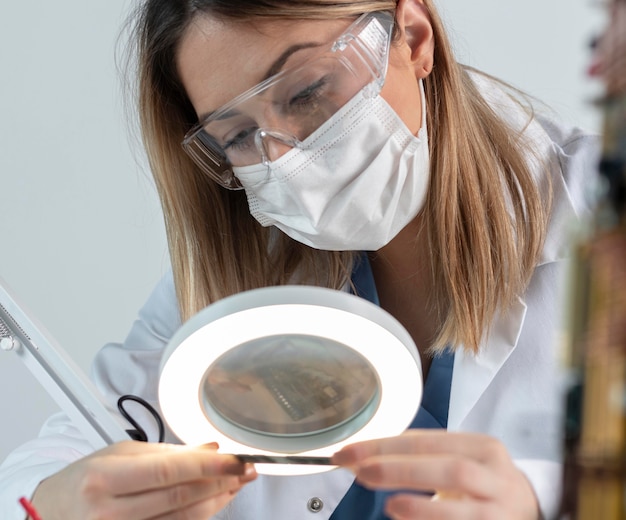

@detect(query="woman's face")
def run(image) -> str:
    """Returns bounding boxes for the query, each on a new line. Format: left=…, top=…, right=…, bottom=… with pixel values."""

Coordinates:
left=176, top=12, right=425, bottom=157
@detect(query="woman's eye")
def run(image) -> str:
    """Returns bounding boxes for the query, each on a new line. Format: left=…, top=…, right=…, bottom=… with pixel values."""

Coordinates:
left=224, top=126, right=258, bottom=151
left=286, top=76, right=330, bottom=110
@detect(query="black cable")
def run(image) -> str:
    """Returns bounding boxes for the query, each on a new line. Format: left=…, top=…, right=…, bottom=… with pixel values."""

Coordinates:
left=117, top=394, right=165, bottom=443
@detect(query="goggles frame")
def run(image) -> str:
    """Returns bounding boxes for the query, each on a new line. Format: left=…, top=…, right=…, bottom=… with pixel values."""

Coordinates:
left=181, top=10, right=395, bottom=190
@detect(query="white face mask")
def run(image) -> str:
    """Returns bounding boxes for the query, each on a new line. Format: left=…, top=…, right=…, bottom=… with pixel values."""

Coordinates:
left=233, top=81, right=430, bottom=251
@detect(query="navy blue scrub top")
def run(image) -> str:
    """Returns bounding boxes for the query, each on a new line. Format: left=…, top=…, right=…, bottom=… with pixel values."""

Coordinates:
left=331, top=254, right=454, bottom=520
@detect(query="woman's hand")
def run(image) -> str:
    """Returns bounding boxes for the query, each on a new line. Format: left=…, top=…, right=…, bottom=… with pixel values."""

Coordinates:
left=332, top=430, right=540, bottom=520
left=31, top=440, right=256, bottom=520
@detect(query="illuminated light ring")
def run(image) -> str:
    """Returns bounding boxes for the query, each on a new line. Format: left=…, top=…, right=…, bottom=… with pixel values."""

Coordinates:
left=159, top=285, right=422, bottom=476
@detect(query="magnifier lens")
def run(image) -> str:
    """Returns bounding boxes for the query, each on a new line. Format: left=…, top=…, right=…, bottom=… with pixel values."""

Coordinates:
left=201, top=334, right=380, bottom=446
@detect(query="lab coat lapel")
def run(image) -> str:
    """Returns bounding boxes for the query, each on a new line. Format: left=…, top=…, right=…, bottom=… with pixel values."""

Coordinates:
left=447, top=296, right=528, bottom=430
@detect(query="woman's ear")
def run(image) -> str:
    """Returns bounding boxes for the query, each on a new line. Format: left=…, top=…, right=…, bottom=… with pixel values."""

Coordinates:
left=394, top=0, right=434, bottom=79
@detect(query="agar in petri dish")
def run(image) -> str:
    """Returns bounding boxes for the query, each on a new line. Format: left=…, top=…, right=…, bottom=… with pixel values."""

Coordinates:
left=200, top=333, right=380, bottom=446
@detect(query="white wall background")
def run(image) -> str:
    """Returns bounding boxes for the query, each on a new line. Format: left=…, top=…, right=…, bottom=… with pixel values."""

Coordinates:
left=0, top=1, right=606, bottom=464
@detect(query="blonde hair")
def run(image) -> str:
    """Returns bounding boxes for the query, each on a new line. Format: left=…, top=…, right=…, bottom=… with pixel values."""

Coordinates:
left=126, top=0, right=549, bottom=353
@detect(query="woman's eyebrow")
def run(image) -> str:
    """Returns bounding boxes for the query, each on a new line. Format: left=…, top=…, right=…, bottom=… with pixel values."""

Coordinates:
left=197, top=41, right=323, bottom=122
left=262, top=42, right=322, bottom=80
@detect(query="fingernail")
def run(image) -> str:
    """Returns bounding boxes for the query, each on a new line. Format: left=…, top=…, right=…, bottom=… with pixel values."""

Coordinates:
left=239, top=464, right=257, bottom=483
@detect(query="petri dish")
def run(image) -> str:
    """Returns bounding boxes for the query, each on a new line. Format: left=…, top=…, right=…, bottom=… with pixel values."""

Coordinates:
left=200, top=333, right=380, bottom=450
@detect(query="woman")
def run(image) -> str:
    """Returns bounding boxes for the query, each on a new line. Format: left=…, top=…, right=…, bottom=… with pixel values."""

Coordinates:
left=0, top=0, right=597, bottom=519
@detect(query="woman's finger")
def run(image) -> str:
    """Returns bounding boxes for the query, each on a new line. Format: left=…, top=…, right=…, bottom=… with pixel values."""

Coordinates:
left=333, top=430, right=509, bottom=468
left=111, top=476, right=245, bottom=519
left=383, top=493, right=499, bottom=520
left=100, top=440, right=220, bottom=455
left=146, top=489, right=241, bottom=520
left=352, top=454, right=503, bottom=500
left=98, top=450, right=247, bottom=495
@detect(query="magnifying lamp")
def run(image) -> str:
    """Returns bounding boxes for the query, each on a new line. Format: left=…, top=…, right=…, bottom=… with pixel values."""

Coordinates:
left=159, top=285, right=422, bottom=476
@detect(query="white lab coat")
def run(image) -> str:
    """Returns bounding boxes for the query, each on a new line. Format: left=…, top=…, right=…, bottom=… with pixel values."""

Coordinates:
left=0, top=76, right=599, bottom=520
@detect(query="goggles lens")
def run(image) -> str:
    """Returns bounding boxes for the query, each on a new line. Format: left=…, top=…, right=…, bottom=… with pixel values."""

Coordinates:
left=182, top=11, right=395, bottom=189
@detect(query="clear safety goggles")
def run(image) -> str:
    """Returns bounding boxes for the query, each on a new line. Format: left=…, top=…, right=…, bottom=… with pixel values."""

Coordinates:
left=181, top=11, right=395, bottom=189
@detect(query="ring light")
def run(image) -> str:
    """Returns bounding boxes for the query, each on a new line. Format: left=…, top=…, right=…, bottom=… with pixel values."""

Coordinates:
left=159, top=285, right=422, bottom=475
